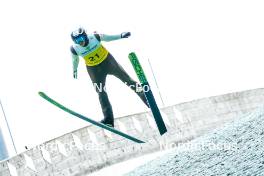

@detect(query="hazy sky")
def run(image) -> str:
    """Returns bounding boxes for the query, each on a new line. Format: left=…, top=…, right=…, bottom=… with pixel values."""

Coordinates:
left=0, top=0, right=264, bottom=156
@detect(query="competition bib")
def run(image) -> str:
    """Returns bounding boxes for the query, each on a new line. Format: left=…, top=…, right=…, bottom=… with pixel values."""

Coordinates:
left=83, top=45, right=109, bottom=66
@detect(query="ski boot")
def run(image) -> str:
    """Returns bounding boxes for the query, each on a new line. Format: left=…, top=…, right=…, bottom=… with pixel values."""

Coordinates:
left=100, top=119, right=114, bottom=128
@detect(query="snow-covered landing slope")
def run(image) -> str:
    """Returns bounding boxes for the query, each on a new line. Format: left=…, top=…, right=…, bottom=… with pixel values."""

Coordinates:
left=126, top=107, right=264, bottom=176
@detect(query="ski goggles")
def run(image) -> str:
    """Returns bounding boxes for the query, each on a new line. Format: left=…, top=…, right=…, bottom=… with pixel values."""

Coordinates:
left=72, top=28, right=87, bottom=44
left=74, top=36, right=86, bottom=44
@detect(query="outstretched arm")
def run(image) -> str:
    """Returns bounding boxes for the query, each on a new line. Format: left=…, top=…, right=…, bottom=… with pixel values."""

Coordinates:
left=70, top=46, right=79, bottom=79
left=95, top=32, right=131, bottom=42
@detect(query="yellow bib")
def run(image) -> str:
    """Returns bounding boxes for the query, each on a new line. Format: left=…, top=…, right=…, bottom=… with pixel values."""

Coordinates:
left=83, top=45, right=109, bottom=66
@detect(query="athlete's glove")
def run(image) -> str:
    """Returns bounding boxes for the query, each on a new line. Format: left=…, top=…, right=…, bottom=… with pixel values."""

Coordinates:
left=73, top=70, right=78, bottom=79
left=121, top=32, right=131, bottom=38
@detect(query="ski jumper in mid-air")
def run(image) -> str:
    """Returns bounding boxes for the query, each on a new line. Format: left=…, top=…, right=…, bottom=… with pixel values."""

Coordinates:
left=70, top=27, right=149, bottom=127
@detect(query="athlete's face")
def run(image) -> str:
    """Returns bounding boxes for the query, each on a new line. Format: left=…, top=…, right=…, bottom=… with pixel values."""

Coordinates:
left=74, top=35, right=87, bottom=46
left=79, top=41, right=85, bottom=46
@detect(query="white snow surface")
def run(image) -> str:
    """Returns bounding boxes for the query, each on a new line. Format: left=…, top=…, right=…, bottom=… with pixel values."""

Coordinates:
left=125, top=107, right=264, bottom=176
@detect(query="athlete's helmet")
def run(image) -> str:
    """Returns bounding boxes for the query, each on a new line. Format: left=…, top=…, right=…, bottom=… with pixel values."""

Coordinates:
left=71, top=27, right=89, bottom=46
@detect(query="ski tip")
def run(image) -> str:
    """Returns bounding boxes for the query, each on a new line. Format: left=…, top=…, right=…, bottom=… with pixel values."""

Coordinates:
left=128, top=52, right=135, bottom=55
left=128, top=52, right=136, bottom=58
left=38, top=91, right=45, bottom=97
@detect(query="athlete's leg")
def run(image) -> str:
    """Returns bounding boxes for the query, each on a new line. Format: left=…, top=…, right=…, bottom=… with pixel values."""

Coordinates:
left=107, top=54, right=149, bottom=108
left=86, top=65, right=114, bottom=126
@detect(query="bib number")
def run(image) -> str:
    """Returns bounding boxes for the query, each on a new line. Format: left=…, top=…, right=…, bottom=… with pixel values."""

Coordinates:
left=88, top=53, right=100, bottom=62
left=84, top=45, right=108, bottom=66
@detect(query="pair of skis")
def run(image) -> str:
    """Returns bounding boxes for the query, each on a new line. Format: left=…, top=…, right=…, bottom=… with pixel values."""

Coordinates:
left=39, top=53, right=167, bottom=143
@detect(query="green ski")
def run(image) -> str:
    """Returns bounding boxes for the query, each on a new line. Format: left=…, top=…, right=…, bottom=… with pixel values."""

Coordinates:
left=128, top=52, right=167, bottom=135
left=38, top=92, right=145, bottom=143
